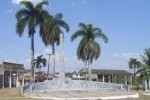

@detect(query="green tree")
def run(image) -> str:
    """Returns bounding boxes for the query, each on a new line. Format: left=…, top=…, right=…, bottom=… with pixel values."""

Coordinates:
left=128, top=58, right=141, bottom=85
left=34, top=55, right=46, bottom=82
left=41, top=13, right=70, bottom=76
left=136, top=48, right=150, bottom=90
left=15, top=0, right=49, bottom=83
left=71, top=23, right=108, bottom=81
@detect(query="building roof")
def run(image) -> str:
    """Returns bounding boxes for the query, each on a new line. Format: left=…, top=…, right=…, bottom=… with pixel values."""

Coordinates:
left=2, top=62, right=24, bottom=72
left=79, top=68, right=132, bottom=76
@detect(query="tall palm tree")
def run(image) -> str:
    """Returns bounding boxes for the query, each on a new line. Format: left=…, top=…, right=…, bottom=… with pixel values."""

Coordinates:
left=71, top=23, right=108, bottom=81
left=15, top=0, right=49, bottom=83
left=34, top=55, right=46, bottom=82
left=128, top=58, right=141, bottom=85
left=41, top=13, right=70, bottom=76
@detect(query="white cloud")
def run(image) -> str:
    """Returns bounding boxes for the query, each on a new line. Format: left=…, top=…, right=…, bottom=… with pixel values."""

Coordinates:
left=12, top=0, right=46, bottom=5
left=113, top=52, right=142, bottom=61
left=71, top=0, right=88, bottom=6
left=71, top=1, right=76, bottom=6
left=5, top=9, right=13, bottom=13
left=4, top=59, right=17, bottom=63
left=81, top=0, right=88, bottom=4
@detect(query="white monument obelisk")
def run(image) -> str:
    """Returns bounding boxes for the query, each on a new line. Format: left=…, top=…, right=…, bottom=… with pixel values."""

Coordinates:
left=59, top=33, right=65, bottom=80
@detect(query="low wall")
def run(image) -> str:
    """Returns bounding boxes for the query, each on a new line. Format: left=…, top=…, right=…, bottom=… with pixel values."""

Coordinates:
left=22, top=80, right=129, bottom=95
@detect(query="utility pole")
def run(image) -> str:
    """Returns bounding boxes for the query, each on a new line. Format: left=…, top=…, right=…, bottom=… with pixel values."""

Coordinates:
left=46, top=53, right=53, bottom=77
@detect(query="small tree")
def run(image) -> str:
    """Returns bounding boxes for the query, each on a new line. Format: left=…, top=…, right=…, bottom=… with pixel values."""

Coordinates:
left=34, top=55, right=46, bottom=82
left=136, top=48, right=150, bottom=90
left=128, top=58, right=141, bottom=85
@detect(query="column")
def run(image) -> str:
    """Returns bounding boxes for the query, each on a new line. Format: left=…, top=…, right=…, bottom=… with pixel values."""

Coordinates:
left=2, top=71, right=4, bottom=88
left=102, top=75, right=105, bottom=83
left=9, top=71, right=12, bottom=88
left=145, top=79, right=148, bottom=91
left=114, top=75, right=117, bottom=83
left=111, top=74, right=113, bottom=83
left=125, top=76, right=128, bottom=85
left=130, top=76, right=133, bottom=86
left=108, top=75, right=111, bottom=83
left=22, top=73, right=24, bottom=86
left=16, top=72, right=18, bottom=87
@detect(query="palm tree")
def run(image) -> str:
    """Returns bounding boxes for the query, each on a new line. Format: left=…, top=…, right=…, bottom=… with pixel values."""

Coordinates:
left=41, top=13, right=70, bottom=76
left=34, top=55, right=46, bottom=82
left=128, top=58, right=141, bottom=85
left=15, top=0, right=49, bottom=83
left=71, top=23, right=108, bottom=81
left=136, top=48, right=150, bottom=90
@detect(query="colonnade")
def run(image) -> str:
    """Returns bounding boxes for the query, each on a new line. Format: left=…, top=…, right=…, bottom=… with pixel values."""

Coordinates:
left=2, top=71, right=24, bottom=88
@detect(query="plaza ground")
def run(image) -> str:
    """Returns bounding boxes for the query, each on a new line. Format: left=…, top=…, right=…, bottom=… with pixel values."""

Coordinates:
left=0, top=88, right=150, bottom=100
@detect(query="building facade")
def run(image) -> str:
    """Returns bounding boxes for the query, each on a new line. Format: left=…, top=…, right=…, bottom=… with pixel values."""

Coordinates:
left=72, top=68, right=133, bottom=85
left=0, top=62, right=25, bottom=88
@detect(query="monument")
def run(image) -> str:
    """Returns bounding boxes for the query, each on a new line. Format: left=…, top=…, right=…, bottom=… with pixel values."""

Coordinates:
left=21, top=33, right=130, bottom=99
left=59, top=33, right=65, bottom=80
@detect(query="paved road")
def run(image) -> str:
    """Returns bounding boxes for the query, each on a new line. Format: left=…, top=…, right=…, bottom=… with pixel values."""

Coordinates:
left=119, top=92, right=150, bottom=100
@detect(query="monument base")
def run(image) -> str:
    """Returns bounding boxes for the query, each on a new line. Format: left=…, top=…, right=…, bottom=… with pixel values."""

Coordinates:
left=22, top=79, right=129, bottom=95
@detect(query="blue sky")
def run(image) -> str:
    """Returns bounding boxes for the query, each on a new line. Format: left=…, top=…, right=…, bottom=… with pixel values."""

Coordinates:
left=0, top=0, right=150, bottom=72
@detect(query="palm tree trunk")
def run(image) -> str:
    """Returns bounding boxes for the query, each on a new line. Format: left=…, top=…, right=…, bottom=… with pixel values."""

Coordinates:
left=31, top=34, right=35, bottom=83
left=52, top=43, right=55, bottom=77
left=85, top=62, right=87, bottom=81
left=88, top=60, right=91, bottom=81
left=133, top=67, right=136, bottom=85
left=145, top=78, right=148, bottom=91
left=39, top=67, right=41, bottom=82
left=47, top=55, right=50, bottom=77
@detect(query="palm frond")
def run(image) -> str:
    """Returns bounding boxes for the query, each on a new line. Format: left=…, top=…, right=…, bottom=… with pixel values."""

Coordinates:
left=35, top=0, right=49, bottom=11
left=77, top=38, right=87, bottom=61
left=16, top=16, right=29, bottom=37
left=15, top=9, right=30, bottom=21
left=93, top=28, right=108, bottom=43
left=79, top=23, right=86, bottom=30
left=34, top=55, right=47, bottom=69
left=57, top=20, right=70, bottom=32
left=71, top=30, right=86, bottom=41
left=20, top=1, right=34, bottom=10
left=28, top=16, right=37, bottom=37
left=142, top=48, right=150, bottom=66
left=92, top=41, right=101, bottom=60
left=55, top=13, right=63, bottom=20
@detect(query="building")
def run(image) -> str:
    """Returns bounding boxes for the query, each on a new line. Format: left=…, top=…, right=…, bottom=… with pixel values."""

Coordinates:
left=0, top=62, right=25, bottom=88
left=72, top=67, right=133, bottom=84
left=24, top=69, right=50, bottom=85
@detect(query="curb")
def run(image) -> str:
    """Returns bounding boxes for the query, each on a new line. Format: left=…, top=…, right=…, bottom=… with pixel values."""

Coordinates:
left=24, top=92, right=139, bottom=100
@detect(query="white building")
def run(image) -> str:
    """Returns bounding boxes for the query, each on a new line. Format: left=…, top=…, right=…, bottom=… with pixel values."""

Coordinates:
left=72, top=67, right=133, bottom=85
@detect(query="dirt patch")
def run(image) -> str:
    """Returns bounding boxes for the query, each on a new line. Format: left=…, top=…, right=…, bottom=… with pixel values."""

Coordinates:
left=0, top=88, right=22, bottom=97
